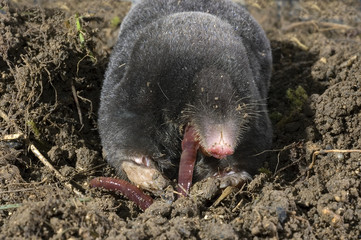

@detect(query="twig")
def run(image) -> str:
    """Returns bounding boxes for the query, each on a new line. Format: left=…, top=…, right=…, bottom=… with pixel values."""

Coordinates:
left=283, top=20, right=354, bottom=32
left=0, top=110, right=84, bottom=197
left=309, top=149, right=361, bottom=169
left=74, top=163, right=107, bottom=175
left=1, top=178, right=48, bottom=193
left=290, top=36, right=308, bottom=51
left=212, top=186, right=238, bottom=208
left=271, top=142, right=300, bottom=177
left=71, top=79, right=83, bottom=128
left=0, top=188, right=35, bottom=194
left=232, top=199, right=243, bottom=213
left=30, top=144, right=84, bottom=196
left=76, top=54, right=97, bottom=76
left=1, top=133, right=24, bottom=141
left=232, top=183, right=247, bottom=212
left=175, top=184, right=187, bottom=197
left=273, top=156, right=303, bottom=178
left=251, top=142, right=301, bottom=178
left=77, top=94, right=94, bottom=119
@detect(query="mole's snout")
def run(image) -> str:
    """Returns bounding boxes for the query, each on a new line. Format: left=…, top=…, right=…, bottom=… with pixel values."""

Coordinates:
left=201, top=125, right=237, bottom=159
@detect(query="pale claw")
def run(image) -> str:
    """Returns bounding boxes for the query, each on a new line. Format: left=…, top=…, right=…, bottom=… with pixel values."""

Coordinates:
left=122, top=160, right=170, bottom=194
left=216, top=170, right=252, bottom=189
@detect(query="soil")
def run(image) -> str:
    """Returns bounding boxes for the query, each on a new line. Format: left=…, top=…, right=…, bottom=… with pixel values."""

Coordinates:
left=1, top=0, right=361, bottom=239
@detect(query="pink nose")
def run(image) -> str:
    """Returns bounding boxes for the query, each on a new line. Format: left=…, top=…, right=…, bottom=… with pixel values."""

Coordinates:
left=202, top=123, right=237, bottom=159
left=207, top=143, right=234, bottom=159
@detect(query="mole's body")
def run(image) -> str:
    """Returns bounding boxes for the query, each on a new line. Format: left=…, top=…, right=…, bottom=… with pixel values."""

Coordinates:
left=99, top=0, right=272, bottom=192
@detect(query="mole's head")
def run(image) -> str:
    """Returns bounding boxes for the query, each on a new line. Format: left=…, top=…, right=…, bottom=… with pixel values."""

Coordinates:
left=185, top=67, right=257, bottom=159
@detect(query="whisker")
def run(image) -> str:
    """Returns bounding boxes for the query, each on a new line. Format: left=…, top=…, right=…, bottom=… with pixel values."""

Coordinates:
left=228, top=90, right=237, bottom=104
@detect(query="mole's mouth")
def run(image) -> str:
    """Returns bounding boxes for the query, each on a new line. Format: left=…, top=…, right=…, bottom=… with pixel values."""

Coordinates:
left=208, top=143, right=234, bottom=159
left=200, top=142, right=234, bottom=159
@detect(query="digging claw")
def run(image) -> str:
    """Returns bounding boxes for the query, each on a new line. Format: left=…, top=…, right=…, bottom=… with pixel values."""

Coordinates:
left=215, top=170, right=252, bottom=189
left=121, top=161, right=170, bottom=195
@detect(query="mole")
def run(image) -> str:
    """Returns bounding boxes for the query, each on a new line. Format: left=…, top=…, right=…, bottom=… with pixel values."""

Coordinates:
left=97, top=0, right=272, bottom=197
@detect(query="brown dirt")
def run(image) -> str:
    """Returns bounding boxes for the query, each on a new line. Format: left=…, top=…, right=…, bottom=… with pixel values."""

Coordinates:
left=1, top=0, right=361, bottom=239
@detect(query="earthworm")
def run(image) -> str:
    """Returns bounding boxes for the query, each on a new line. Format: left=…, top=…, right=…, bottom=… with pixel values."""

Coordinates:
left=177, top=125, right=200, bottom=197
left=89, top=177, right=153, bottom=211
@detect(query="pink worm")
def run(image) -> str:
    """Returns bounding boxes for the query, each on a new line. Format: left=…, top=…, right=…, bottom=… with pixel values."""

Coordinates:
left=89, top=177, right=153, bottom=211
left=177, top=125, right=200, bottom=197
left=90, top=125, right=199, bottom=208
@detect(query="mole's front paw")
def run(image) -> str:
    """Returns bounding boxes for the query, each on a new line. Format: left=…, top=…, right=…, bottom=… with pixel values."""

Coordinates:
left=214, top=169, right=252, bottom=189
left=121, top=159, right=170, bottom=194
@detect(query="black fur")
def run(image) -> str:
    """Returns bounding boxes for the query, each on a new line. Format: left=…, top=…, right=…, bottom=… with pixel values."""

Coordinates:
left=99, top=0, right=272, bottom=182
